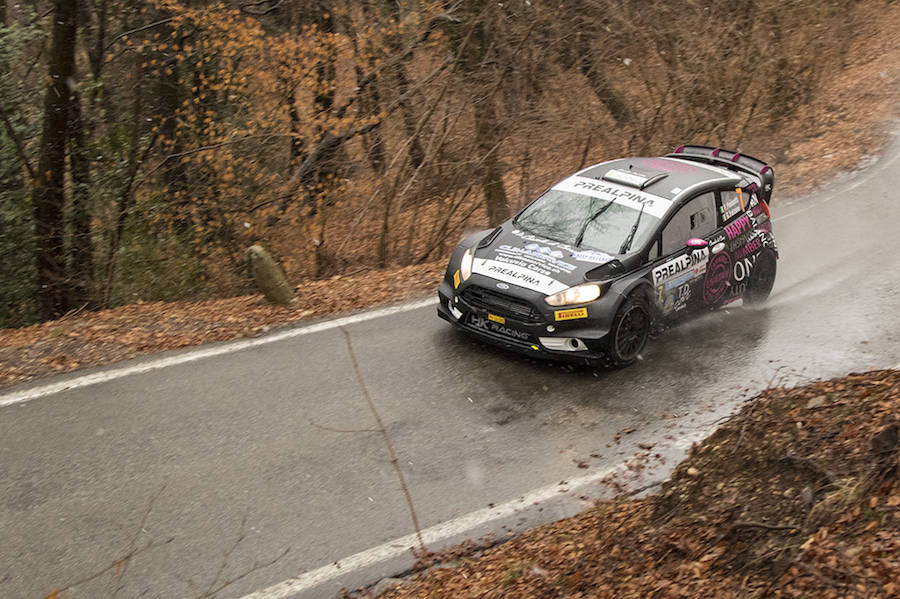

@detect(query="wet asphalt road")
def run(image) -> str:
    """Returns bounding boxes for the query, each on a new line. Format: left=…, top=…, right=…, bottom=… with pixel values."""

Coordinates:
left=2, top=136, right=900, bottom=599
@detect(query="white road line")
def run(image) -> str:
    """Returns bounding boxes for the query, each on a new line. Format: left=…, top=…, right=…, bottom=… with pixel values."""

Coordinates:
left=238, top=435, right=701, bottom=599
left=0, top=298, right=438, bottom=408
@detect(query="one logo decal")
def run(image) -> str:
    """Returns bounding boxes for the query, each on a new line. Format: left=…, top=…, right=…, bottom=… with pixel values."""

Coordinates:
left=733, top=255, right=757, bottom=282
left=487, top=313, right=506, bottom=324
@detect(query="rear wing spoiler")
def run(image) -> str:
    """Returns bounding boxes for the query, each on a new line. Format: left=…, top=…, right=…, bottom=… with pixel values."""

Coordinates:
left=666, top=145, right=774, bottom=203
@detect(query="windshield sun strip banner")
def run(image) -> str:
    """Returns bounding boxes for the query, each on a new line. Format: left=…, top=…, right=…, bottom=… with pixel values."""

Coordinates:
left=552, top=176, right=672, bottom=219
left=472, top=258, right=568, bottom=295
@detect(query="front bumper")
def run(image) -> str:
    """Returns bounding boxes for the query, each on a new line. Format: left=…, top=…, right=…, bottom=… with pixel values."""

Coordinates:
left=437, top=275, right=616, bottom=364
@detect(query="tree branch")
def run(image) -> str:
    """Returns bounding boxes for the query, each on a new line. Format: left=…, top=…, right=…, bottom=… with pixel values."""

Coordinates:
left=105, top=18, right=173, bottom=51
left=0, top=105, right=36, bottom=180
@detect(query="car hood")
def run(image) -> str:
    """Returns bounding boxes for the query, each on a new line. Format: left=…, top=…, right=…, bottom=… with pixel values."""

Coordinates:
left=471, top=225, right=624, bottom=296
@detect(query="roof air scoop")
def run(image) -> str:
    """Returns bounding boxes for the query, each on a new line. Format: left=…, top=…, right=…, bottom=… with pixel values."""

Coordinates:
left=601, top=168, right=668, bottom=190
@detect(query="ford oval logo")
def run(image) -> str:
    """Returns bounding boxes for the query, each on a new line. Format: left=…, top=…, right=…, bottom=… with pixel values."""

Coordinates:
left=496, top=282, right=510, bottom=290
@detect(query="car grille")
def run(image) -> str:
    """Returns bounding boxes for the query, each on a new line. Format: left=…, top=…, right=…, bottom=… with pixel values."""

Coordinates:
left=461, top=286, right=542, bottom=322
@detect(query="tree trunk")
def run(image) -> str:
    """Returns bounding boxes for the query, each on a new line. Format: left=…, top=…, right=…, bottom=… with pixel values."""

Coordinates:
left=33, top=0, right=77, bottom=320
left=474, top=98, right=509, bottom=226
left=449, top=10, right=510, bottom=226
left=572, top=30, right=631, bottom=126
left=380, top=0, right=426, bottom=170
left=68, top=92, right=95, bottom=307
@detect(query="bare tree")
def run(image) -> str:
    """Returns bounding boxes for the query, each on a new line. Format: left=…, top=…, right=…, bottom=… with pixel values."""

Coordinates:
left=32, top=0, right=77, bottom=319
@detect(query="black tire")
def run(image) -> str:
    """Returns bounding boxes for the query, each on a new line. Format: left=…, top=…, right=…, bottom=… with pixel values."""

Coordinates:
left=744, top=249, right=777, bottom=305
left=606, top=294, right=651, bottom=368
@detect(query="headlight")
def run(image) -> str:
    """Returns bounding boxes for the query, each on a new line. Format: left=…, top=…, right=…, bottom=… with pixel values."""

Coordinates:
left=460, top=248, right=474, bottom=281
left=544, top=283, right=601, bottom=306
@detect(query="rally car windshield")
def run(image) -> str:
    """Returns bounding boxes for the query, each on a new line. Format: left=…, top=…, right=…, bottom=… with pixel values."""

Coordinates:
left=514, top=189, right=661, bottom=255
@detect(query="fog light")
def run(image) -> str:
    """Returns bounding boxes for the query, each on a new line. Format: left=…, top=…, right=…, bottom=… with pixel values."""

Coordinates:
left=546, top=325, right=556, bottom=332
left=539, top=337, right=588, bottom=352
left=448, top=302, right=463, bottom=320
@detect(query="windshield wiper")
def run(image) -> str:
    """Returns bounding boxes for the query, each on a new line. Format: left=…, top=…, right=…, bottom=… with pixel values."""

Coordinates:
left=618, top=203, right=646, bottom=254
left=575, top=199, right=615, bottom=247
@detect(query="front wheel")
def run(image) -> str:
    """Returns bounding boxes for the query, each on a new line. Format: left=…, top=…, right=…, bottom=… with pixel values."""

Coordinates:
left=606, top=294, right=651, bottom=368
left=744, top=249, right=777, bottom=305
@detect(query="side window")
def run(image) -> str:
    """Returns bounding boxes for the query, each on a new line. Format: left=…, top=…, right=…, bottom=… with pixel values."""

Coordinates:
left=718, top=189, right=745, bottom=225
left=660, top=192, right=716, bottom=255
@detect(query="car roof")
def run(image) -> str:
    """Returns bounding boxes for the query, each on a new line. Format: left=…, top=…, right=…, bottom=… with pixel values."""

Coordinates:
left=578, top=156, right=741, bottom=202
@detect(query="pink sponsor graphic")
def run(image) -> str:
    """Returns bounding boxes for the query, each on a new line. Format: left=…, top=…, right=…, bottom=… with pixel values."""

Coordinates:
left=724, top=214, right=751, bottom=240
left=703, top=252, right=732, bottom=305
left=639, top=158, right=697, bottom=173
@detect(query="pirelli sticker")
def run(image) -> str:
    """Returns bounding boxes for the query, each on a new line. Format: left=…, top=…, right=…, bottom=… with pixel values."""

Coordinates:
left=487, top=313, right=506, bottom=324
left=554, top=307, right=588, bottom=321
left=453, top=270, right=460, bottom=288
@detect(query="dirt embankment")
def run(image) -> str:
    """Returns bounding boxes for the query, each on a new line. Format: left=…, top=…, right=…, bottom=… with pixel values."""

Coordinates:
left=353, top=370, right=900, bottom=599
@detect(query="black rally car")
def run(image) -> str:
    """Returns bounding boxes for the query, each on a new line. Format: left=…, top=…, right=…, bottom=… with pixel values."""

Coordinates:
left=437, top=145, right=777, bottom=367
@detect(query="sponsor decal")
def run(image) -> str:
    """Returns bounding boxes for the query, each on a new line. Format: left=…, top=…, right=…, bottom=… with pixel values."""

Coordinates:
left=640, top=158, right=697, bottom=173
left=728, top=282, right=747, bottom=300
left=553, top=176, right=672, bottom=218
left=453, top=270, right=460, bottom=288
left=652, top=248, right=709, bottom=286
left=724, top=214, right=752, bottom=240
left=472, top=258, right=568, bottom=295
left=663, top=268, right=697, bottom=290
left=750, top=201, right=769, bottom=224
left=570, top=249, right=615, bottom=264
left=719, top=190, right=743, bottom=222
left=488, top=313, right=506, bottom=324
left=662, top=282, right=692, bottom=313
left=734, top=236, right=763, bottom=260
left=554, top=307, right=588, bottom=321
left=703, top=252, right=732, bottom=304
left=733, top=255, right=757, bottom=282
left=511, top=229, right=576, bottom=251
left=524, top=243, right=564, bottom=259
left=493, top=238, right=576, bottom=277
left=469, top=314, right=531, bottom=341
left=708, top=232, right=726, bottom=245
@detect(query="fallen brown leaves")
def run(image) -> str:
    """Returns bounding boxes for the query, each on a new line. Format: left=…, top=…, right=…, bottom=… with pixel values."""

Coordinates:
left=0, top=261, right=445, bottom=389
left=353, top=370, right=900, bottom=599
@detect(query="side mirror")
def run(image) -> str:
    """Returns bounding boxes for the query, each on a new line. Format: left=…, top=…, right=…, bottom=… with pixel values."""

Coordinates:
left=686, top=237, right=709, bottom=249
